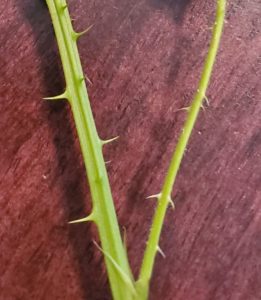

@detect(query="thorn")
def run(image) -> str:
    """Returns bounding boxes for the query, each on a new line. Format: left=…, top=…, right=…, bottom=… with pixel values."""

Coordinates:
left=68, top=213, right=95, bottom=224
left=85, top=74, right=93, bottom=85
left=93, top=240, right=136, bottom=295
left=43, top=91, right=68, bottom=101
left=201, top=103, right=206, bottom=111
left=105, top=160, right=112, bottom=165
left=61, top=4, right=68, bottom=10
left=73, top=24, right=94, bottom=40
left=168, top=196, right=175, bottom=210
left=101, top=136, right=119, bottom=146
left=204, top=95, right=210, bottom=106
left=147, top=194, right=174, bottom=208
left=175, top=106, right=190, bottom=113
left=146, top=193, right=161, bottom=200
left=157, top=245, right=166, bottom=258
left=93, top=240, right=101, bottom=251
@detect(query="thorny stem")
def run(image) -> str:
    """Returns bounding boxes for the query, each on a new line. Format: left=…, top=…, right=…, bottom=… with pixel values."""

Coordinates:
left=45, top=0, right=226, bottom=299
left=45, top=1, right=134, bottom=299
left=137, top=1, right=227, bottom=298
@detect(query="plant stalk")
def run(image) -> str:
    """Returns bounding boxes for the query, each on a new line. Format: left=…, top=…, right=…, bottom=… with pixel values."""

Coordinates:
left=45, top=0, right=226, bottom=299
left=45, top=1, right=134, bottom=299
left=136, top=1, right=226, bottom=298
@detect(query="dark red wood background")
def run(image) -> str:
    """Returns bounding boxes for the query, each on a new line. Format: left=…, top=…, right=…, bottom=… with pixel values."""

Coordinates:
left=0, top=1, right=260, bottom=299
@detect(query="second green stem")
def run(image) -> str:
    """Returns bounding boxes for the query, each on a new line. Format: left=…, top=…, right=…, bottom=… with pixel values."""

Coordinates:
left=137, top=1, right=226, bottom=298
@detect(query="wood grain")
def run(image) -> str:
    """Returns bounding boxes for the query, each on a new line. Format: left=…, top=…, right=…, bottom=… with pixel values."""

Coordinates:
left=0, top=1, right=260, bottom=299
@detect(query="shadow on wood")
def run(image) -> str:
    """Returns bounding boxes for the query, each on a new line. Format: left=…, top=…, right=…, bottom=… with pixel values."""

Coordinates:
left=13, top=0, right=109, bottom=299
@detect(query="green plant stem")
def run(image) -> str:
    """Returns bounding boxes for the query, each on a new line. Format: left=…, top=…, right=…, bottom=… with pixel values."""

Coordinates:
left=136, top=1, right=226, bottom=298
left=45, top=1, right=134, bottom=299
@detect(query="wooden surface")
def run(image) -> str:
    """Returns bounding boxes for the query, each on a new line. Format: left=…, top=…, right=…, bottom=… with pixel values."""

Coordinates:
left=0, top=1, right=260, bottom=299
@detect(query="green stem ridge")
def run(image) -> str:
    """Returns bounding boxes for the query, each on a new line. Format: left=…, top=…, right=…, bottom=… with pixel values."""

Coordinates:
left=45, top=1, right=133, bottom=299
left=45, top=0, right=226, bottom=299
left=137, top=0, right=226, bottom=297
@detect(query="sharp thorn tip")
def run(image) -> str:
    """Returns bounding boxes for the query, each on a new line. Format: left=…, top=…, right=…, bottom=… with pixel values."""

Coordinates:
left=43, top=91, right=68, bottom=101
left=102, top=136, right=119, bottom=146
left=68, top=214, right=94, bottom=224
left=168, top=197, right=175, bottom=209
left=157, top=245, right=166, bottom=258
left=146, top=193, right=161, bottom=200
left=73, top=24, right=94, bottom=40
left=175, top=106, right=190, bottom=112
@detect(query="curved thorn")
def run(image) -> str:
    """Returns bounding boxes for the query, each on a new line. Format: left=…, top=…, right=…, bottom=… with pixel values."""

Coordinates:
left=43, top=91, right=68, bottom=101
left=68, top=213, right=95, bottom=224
left=175, top=106, right=190, bottom=113
left=73, top=24, right=94, bottom=40
left=101, top=136, right=119, bottom=146
left=201, top=103, right=206, bottom=111
left=93, top=240, right=136, bottom=295
left=157, top=245, right=166, bottom=258
left=204, top=95, right=210, bottom=106
left=168, top=196, right=175, bottom=210
left=146, top=193, right=161, bottom=200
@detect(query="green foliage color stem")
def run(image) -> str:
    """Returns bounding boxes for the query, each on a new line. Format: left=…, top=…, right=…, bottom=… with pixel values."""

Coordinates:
left=136, top=1, right=226, bottom=298
left=45, top=0, right=226, bottom=299
left=45, top=1, right=134, bottom=299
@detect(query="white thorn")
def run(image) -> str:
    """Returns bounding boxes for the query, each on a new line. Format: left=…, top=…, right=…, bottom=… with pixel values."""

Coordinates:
left=146, top=193, right=161, bottom=200
left=73, top=24, right=94, bottom=40
left=43, top=91, right=68, bottom=101
left=204, top=95, right=210, bottom=106
left=175, top=106, right=190, bottom=113
left=201, top=103, right=206, bottom=111
left=157, top=245, right=166, bottom=258
left=68, top=213, right=94, bottom=224
left=101, top=136, right=119, bottom=146
left=85, top=74, right=93, bottom=85
left=168, top=196, right=175, bottom=210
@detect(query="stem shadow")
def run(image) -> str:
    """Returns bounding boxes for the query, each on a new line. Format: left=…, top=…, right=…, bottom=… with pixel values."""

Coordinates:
left=149, top=0, right=192, bottom=23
